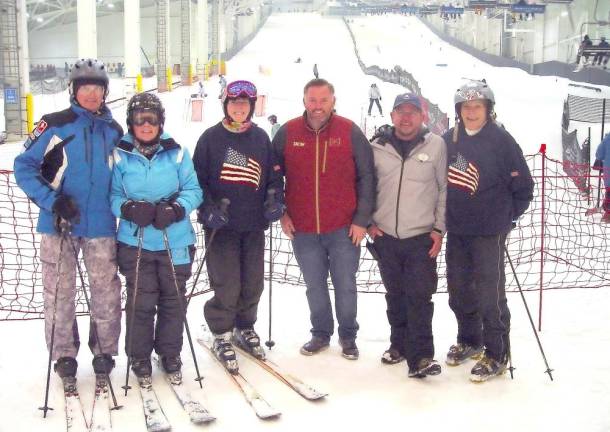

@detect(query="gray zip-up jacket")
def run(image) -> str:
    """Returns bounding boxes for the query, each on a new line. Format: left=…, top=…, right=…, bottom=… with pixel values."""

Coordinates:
left=371, top=128, right=447, bottom=239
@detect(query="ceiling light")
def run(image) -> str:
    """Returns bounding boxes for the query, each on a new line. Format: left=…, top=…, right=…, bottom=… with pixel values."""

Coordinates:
left=36, top=17, right=43, bottom=22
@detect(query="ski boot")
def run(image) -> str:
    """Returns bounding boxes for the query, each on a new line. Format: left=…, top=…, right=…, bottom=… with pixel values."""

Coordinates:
left=233, top=328, right=266, bottom=360
left=92, top=354, right=115, bottom=375
left=408, top=358, right=442, bottom=378
left=213, top=332, right=239, bottom=374
left=131, top=358, right=153, bottom=379
left=54, top=356, right=78, bottom=378
left=161, top=355, right=183, bottom=384
left=445, top=343, right=484, bottom=366
left=469, top=354, right=507, bottom=383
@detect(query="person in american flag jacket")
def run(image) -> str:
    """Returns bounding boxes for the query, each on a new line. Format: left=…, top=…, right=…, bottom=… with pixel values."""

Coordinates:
left=442, top=80, right=534, bottom=382
left=192, top=80, right=284, bottom=373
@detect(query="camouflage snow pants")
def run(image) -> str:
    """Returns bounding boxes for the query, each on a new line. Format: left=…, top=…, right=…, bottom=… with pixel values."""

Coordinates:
left=41, top=234, right=121, bottom=360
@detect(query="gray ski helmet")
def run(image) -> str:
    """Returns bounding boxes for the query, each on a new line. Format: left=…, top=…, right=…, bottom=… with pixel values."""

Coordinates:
left=454, top=80, right=495, bottom=118
left=69, top=58, right=109, bottom=97
left=454, top=80, right=495, bottom=106
left=126, top=92, right=165, bottom=135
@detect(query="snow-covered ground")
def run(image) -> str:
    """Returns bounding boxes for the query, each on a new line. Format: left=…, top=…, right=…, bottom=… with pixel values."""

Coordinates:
left=1, top=12, right=609, bottom=432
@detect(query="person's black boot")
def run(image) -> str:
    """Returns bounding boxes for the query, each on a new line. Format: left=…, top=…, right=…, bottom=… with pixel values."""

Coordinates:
left=54, top=356, right=78, bottom=378
left=92, top=354, right=115, bottom=375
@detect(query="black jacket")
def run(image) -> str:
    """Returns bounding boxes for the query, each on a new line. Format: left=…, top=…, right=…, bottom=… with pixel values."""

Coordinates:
left=442, top=121, right=534, bottom=235
left=193, top=122, right=284, bottom=232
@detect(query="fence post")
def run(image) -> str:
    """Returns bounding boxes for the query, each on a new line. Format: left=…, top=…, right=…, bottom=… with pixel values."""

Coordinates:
left=538, top=143, right=546, bottom=331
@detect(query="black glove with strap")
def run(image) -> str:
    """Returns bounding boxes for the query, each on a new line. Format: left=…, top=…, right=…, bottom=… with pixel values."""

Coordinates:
left=52, top=194, right=80, bottom=223
left=593, top=159, right=603, bottom=171
left=153, top=201, right=185, bottom=230
left=121, top=200, right=155, bottom=227
left=264, top=188, right=286, bottom=222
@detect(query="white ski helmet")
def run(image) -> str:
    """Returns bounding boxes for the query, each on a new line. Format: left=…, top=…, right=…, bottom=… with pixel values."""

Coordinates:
left=454, top=80, right=495, bottom=118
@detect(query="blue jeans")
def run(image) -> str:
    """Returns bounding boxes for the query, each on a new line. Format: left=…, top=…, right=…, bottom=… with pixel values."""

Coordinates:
left=292, top=226, right=360, bottom=341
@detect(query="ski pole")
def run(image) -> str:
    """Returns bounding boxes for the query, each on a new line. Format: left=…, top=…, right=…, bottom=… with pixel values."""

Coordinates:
left=505, top=246, right=554, bottom=381
left=595, top=170, right=602, bottom=210
left=162, top=230, right=204, bottom=387
left=186, top=198, right=230, bottom=307
left=123, top=228, right=144, bottom=396
left=39, top=220, right=70, bottom=417
left=264, top=189, right=277, bottom=349
left=67, top=236, right=122, bottom=410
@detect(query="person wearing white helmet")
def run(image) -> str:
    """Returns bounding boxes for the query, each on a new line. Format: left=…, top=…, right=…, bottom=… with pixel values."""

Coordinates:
left=442, top=80, right=534, bottom=382
left=13, top=58, right=123, bottom=381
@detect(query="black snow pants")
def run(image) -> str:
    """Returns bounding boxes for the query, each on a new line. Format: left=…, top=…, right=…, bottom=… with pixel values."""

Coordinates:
left=203, top=228, right=265, bottom=334
left=118, top=242, right=194, bottom=359
left=446, top=232, right=511, bottom=363
left=372, top=233, right=438, bottom=369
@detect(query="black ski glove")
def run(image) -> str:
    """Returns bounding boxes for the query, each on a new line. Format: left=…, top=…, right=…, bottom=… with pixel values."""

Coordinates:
left=593, top=159, right=603, bottom=171
left=153, top=201, right=185, bottom=230
left=121, top=200, right=155, bottom=227
left=52, top=195, right=80, bottom=223
left=264, top=189, right=286, bottom=222
left=199, top=205, right=229, bottom=229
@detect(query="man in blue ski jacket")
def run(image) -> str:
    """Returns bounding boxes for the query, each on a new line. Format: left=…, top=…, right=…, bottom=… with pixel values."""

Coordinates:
left=14, top=58, right=123, bottom=379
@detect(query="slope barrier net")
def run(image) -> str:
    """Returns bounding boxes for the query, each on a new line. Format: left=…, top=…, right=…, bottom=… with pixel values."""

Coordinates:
left=0, top=149, right=608, bottom=320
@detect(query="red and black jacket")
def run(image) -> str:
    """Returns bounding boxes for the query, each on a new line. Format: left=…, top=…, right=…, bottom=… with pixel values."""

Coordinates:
left=272, top=113, right=375, bottom=234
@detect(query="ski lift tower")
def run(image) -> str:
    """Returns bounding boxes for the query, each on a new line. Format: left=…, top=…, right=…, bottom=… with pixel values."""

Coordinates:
left=0, top=0, right=30, bottom=140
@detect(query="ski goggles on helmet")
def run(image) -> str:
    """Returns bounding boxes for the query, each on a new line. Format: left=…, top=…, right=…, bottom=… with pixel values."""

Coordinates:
left=225, top=80, right=257, bottom=99
left=132, top=110, right=161, bottom=127
left=456, top=88, right=486, bottom=101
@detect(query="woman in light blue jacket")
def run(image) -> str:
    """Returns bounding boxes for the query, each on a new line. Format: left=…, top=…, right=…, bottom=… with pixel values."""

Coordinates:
left=110, top=93, right=202, bottom=379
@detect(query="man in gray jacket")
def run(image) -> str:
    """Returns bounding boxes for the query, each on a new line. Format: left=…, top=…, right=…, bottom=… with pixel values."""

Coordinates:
left=367, top=93, right=447, bottom=378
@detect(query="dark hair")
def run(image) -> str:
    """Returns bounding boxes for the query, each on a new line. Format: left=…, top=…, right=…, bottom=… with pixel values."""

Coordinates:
left=303, top=78, right=335, bottom=95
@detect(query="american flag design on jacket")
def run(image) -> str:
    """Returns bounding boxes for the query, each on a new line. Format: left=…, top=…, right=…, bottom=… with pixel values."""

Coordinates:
left=219, top=147, right=262, bottom=189
left=448, top=152, right=479, bottom=195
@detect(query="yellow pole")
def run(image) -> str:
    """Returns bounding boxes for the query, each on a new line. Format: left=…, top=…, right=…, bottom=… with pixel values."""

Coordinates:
left=166, top=67, right=173, bottom=91
left=136, top=74, right=143, bottom=93
left=26, top=93, right=34, bottom=133
left=189, top=64, right=193, bottom=85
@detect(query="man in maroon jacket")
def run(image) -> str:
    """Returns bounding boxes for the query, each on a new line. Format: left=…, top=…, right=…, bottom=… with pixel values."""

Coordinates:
left=271, top=79, right=375, bottom=360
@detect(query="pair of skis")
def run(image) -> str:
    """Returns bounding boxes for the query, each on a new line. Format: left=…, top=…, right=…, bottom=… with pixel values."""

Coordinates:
left=135, top=358, right=216, bottom=432
left=60, top=369, right=215, bottom=432
left=197, top=330, right=327, bottom=420
left=135, top=360, right=216, bottom=432
left=60, top=375, right=111, bottom=432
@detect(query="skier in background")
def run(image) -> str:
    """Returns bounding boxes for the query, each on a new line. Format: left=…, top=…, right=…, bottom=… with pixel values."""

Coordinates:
left=268, top=114, right=280, bottom=139
left=198, top=80, right=207, bottom=98
left=111, top=93, right=202, bottom=379
left=218, top=74, right=227, bottom=99
left=13, top=58, right=123, bottom=380
left=575, top=34, right=593, bottom=65
left=368, top=83, right=383, bottom=116
left=594, top=132, right=610, bottom=223
left=593, top=36, right=609, bottom=69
